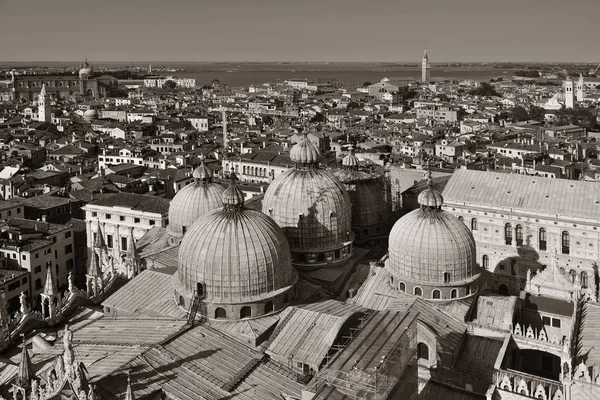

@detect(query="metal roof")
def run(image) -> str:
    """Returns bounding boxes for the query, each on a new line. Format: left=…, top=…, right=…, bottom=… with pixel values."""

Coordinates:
left=443, top=169, right=600, bottom=221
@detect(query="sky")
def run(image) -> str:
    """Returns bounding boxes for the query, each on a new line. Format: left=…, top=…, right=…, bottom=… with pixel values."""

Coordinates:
left=0, top=0, right=598, bottom=62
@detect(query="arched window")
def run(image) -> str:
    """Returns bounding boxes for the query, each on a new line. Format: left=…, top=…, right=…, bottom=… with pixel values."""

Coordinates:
left=443, top=272, right=451, bottom=283
left=505, top=223, right=512, bottom=245
left=399, top=282, right=406, bottom=292
left=414, top=287, right=422, bottom=296
left=570, top=269, right=576, bottom=284
left=515, top=225, right=523, bottom=247
left=539, top=228, right=547, bottom=251
left=458, top=216, right=464, bottom=224
left=451, top=289, right=458, bottom=299
left=417, top=343, right=429, bottom=361
left=264, top=301, right=274, bottom=314
left=466, top=286, right=472, bottom=295
left=562, top=231, right=570, bottom=254
left=498, top=284, right=509, bottom=295
left=240, top=306, right=252, bottom=319
left=215, top=308, right=227, bottom=319
left=581, top=271, right=589, bottom=289
left=196, top=282, right=204, bottom=298
left=178, top=296, right=184, bottom=306
left=482, top=255, right=489, bottom=270
left=432, top=289, right=441, bottom=299
left=471, top=218, right=478, bottom=231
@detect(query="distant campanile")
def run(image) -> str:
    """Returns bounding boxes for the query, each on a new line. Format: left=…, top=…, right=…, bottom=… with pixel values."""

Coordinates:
left=422, top=48, right=430, bottom=83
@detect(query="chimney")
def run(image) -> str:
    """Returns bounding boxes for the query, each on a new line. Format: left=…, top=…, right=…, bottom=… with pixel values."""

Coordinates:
left=41, top=215, right=47, bottom=222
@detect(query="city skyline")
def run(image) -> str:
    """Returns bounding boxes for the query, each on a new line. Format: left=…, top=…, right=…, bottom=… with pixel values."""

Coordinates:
left=0, top=0, right=598, bottom=63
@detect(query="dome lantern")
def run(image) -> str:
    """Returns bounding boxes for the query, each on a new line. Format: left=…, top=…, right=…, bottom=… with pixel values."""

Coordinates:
left=290, top=133, right=321, bottom=168
left=192, top=155, right=213, bottom=183
left=222, top=171, right=244, bottom=211
left=417, top=165, right=444, bottom=209
left=342, top=146, right=360, bottom=171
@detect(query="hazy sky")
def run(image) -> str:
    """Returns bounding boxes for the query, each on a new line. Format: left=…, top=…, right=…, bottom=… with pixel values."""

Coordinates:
left=0, top=0, right=598, bottom=62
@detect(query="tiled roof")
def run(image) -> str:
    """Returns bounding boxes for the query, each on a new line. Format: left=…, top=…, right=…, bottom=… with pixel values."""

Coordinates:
left=443, top=169, right=600, bottom=220
left=87, top=193, right=169, bottom=215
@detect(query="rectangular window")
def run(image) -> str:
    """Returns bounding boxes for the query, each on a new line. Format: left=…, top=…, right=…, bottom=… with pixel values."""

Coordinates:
left=64, top=244, right=72, bottom=254
left=149, top=220, right=155, bottom=226
left=34, top=265, right=41, bottom=273
left=107, top=235, right=113, bottom=249
left=121, top=237, right=128, bottom=251
left=22, top=277, right=27, bottom=284
left=92, top=212, right=97, bottom=217
left=35, top=253, right=39, bottom=259
left=35, top=278, right=42, bottom=290
left=105, top=214, right=111, bottom=219
left=542, top=316, right=551, bottom=326
left=552, top=318, right=561, bottom=328
left=134, top=218, right=140, bottom=224
left=67, top=259, right=74, bottom=270
left=22, top=255, right=26, bottom=260
left=120, top=216, right=125, bottom=221
left=17, top=208, right=21, bottom=214
left=65, top=231, right=72, bottom=239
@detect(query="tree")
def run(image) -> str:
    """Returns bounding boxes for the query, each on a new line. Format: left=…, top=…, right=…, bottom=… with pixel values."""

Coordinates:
left=162, top=80, right=177, bottom=90
left=362, top=81, right=372, bottom=87
left=311, top=112, right=326, bottom=123
left=510, top=106, right=529, bottom=122
left=262, top=115, right=274, bottom=126
left=347, top=101, right=361, bottom=110
left=529, top=106, right=546, bottom=122
left=468, top=82, right=501, bottom=97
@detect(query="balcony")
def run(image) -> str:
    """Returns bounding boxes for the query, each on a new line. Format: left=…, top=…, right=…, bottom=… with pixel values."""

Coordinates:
left=494, top=368, right=564, bottom=399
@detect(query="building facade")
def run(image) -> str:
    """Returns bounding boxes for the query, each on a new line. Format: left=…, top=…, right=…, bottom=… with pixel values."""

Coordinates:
left=443, top=169, right=600, bottom=297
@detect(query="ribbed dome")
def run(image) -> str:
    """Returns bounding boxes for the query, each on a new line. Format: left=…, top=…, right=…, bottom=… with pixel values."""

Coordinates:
left=290, top=134, right=321, bottom=165
left=387, top=201, right=477, bottom=286
left=178, top=199, right=297, bottom=304
left=262, top=168, right=352, bottom=254
left=167, top=163, right=225, bottom=238
left=418, top=186, right=444, bottom=208
left=342, top=150, right=360, bottom=168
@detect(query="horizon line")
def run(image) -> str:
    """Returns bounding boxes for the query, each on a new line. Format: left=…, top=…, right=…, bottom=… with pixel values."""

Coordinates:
left=1, top=60, right=599, bottom=65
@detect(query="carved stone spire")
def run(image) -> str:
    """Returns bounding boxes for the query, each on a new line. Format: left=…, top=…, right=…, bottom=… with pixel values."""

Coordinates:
left=15, top=334, right=33, bottom=388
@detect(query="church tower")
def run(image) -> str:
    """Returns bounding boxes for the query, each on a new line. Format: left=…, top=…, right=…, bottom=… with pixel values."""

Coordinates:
left=38, top=84, right=51, bottom=122
left=421, top=48, right=430, bottom=83
left=564, top=77, right=575, bottom=109
left=576, top=74, right=585, bottom=102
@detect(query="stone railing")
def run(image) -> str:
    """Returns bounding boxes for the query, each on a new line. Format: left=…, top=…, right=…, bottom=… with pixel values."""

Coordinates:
left=0, top=272, right=123, bottom=353
left=494, top=368, right=564, bottom=400
left=511, top=323, right=566, bottom=348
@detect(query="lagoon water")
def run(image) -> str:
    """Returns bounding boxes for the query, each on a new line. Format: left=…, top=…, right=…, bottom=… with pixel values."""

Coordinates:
left=0, top=62, right=511, bottom=87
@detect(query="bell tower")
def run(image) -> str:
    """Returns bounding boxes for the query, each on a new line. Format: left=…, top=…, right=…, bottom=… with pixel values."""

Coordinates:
left=38, top=84, right=51, bottom=122
left=421, top=48, right=431, bottom=83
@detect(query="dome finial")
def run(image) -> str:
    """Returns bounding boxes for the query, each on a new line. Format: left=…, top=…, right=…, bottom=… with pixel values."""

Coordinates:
left=222, top=170, right=244, bottom=210
left=418, top=159, right=443, bottom=208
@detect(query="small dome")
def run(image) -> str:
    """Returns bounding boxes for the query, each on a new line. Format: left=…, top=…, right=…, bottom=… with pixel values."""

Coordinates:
left=342, top=150, right=360, bottom=169
left=222, top=172, right=244, bottom=209
left=178, top=178, right=297, bottom=308
left=167, top=162, right=225, bottom=238
left=417, top=185, right=444, bottom=208
left=290, top=134, right=321, bottom=165
left=79, top=60, right=93, bottom=78
left=83, top=109, right=98, bottom=122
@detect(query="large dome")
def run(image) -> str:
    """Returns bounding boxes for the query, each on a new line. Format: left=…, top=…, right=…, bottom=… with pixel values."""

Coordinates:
left=83, top=109, right=98, bottom=122
left=387, top=176, right=479, bottom=300
left=167, top=159, right=224, bottom=238
left=176, top=173, right=297, bottom=320
left=262, top=135, right=353, bottom=269
left=334, top=149, right=390, bottom=238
